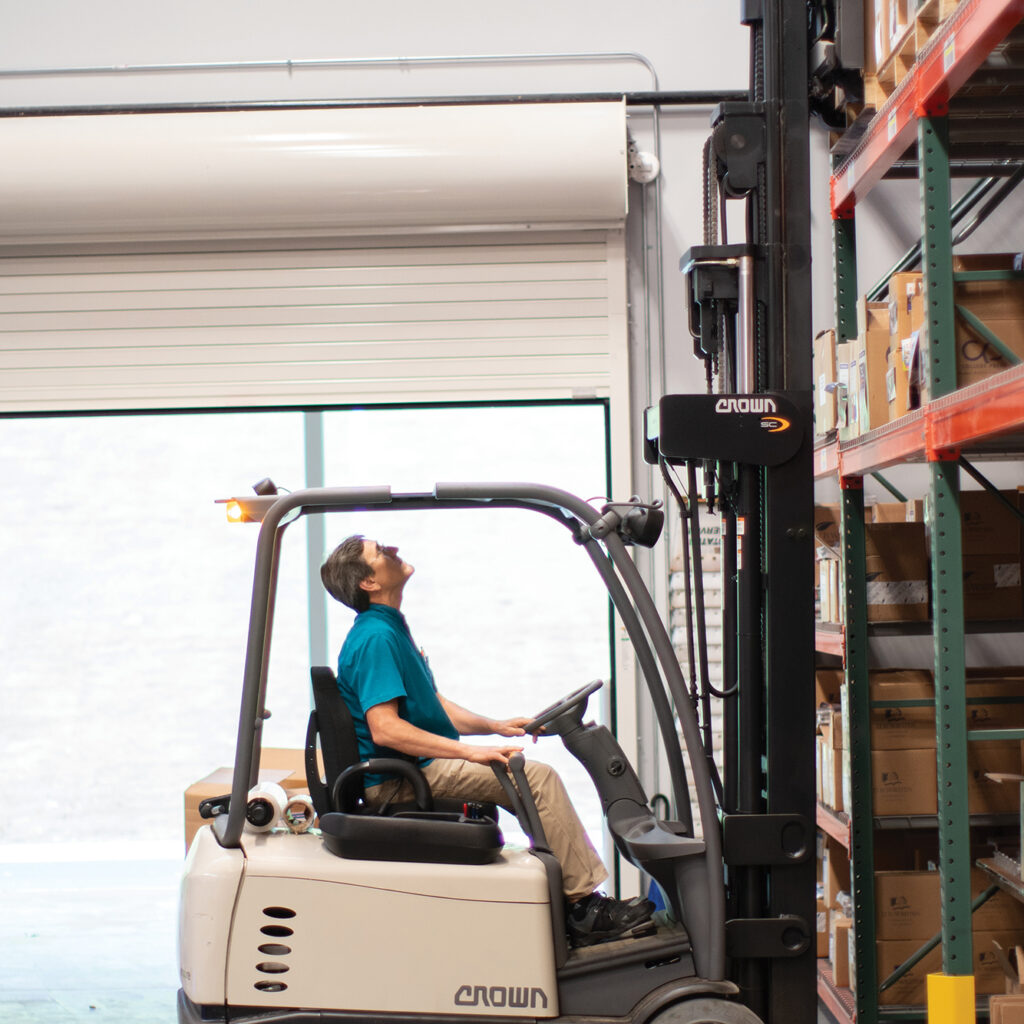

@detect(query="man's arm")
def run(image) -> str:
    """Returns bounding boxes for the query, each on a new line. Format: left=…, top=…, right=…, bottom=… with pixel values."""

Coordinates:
left=366, top=699, right=523, bottom=765
left=438, top=695, right=531, bottom=738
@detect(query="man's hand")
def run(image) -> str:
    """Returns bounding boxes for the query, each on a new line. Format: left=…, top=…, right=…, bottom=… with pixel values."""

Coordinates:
left=491, top=716, right=531, bottom=738
left=461, top=743, right=524, bottom=766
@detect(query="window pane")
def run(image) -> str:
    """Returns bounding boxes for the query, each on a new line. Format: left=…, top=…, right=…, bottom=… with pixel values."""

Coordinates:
left=0, top=411, right=305, bottom=847
left=317, top=404, right=610, bottom=848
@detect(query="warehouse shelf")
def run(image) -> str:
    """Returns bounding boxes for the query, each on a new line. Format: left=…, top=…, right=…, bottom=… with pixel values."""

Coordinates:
left=831, top=0, right=1024, bottom=214
left=816, top=624, right=845, bottom=658
left=818, top=802, right=852, bottom=849
left=977, top=854, right=1024, bottom=903
left=813, top=362, right=1024, bottom=481
left=818, top=960, right=857, bottom=1023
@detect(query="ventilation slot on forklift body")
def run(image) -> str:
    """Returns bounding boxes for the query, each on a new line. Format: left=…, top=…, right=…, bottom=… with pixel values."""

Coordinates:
left=255, top=908, right=295, bottom=992
left=254, top=980, right=288, bottom=993
left=256, top=962, right=289, bottom=974
left=261, top=906, right=296, bottom=919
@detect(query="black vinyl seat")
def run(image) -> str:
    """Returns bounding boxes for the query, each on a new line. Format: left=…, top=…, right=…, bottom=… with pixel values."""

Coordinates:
left=304, top=666, right=502, bottom=865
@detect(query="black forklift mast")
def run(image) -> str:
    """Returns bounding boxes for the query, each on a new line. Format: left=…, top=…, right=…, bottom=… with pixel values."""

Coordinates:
left=648, top=1, right=816, bottom=1020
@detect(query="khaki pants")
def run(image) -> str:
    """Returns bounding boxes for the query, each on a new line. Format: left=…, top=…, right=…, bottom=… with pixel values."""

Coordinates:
left=365, top=757, right=606, bottom=901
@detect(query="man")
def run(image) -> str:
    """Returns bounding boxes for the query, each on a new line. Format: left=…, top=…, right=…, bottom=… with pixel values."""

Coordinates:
left=321, top=534, right=655, bottom=947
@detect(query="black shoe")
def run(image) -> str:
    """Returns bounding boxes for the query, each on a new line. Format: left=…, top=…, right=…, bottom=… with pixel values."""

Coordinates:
left=566, top=892, right=657, bottom=947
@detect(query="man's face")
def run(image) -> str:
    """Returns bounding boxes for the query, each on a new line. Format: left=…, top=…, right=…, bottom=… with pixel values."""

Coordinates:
left=361, top=539, right=414, bottom=592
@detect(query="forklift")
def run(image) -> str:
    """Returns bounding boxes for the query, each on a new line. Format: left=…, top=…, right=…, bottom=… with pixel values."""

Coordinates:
left=178, top=1, right=816, bottom=1020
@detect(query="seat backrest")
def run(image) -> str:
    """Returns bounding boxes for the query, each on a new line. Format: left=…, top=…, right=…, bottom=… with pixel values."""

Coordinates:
left=305, top=665, right=364, bottom=816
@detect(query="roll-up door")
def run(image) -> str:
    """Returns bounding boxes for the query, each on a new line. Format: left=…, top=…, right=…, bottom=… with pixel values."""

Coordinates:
left=0, top=231, right=626, bottom=412
left=0, top=103, right=629, bottom=415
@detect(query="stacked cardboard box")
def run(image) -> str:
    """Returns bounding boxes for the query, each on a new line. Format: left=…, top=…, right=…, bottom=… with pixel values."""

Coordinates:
left=817, top=705, right=844, bottom=813
left=813, top=506, right=931, bottom=626
left=953, top=254, right=1024, bottom=389
left=814, top=328, right=838, bottom=438
left=887, top=271, right=924, bottom=420
left=959, top=489, right=1024, bottom=621
left=851, top=671, right=1024, bottom=817
left=875, top=869, right=1024, bottom=1005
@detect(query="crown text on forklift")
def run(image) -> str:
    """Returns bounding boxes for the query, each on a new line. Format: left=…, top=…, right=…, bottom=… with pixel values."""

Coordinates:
left=453, top=985, right=550, bottom=1009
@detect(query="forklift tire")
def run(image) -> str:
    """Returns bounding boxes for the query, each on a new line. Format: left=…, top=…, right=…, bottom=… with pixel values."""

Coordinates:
left=648, top=997, right=765, bottom=1024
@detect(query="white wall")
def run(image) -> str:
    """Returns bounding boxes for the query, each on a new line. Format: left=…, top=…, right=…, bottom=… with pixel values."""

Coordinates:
left=1, top=0, right=760, bottom=400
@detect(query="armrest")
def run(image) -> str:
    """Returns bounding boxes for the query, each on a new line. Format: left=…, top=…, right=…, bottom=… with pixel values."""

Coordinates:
left=332, top=758, right=434, bottom=813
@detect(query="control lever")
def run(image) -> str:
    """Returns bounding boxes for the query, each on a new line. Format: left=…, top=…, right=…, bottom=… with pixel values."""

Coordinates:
left=489, top=754, right=551, bottom=853
left=198, top=794, right=231, bottom=820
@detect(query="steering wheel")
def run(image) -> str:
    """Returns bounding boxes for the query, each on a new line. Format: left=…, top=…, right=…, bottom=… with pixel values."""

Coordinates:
left=524, top=679, right=604, bottom=735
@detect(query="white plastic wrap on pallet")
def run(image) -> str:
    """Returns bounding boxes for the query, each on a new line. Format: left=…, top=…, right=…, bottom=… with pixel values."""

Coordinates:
left=0, top=103, right=628, bottom=245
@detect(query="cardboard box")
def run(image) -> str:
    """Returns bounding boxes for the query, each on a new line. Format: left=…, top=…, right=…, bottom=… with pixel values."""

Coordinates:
left=837, top=341, right=856, bottom=441
left=871, top=743, right=1023, bottom=816
left=887, top=279, right=925, bottom=421
left=878, top=931, right=1019, bottom=1005
left=819, top=737, right=845, bottom=812
left=831, top=914, right=853, bottom=988
left=865, top=522, right=930, bottom=622
left=991, top=995, right=1024, bottom=1024
left=964, top=554, right=1024, bottom=621
left=888, top=0, right=912, bottom=50
left=816, top=668, right=843, bottom=708
left=953, top=254, right=1024, bottom=388
left=869, top=673, right=1024, bottom=750
left=871, top=747, right=938, bottom=815
left=183, top=747, right=317, bottom=851
left=875, top=870, right=1024, bottom=940
left=823, top=834, right=851, bottom=909
left=961, top=490, right=1024, bottom=558
left=869, top=670, right=936, bottom=750
left=814, top=504, right=841, bottom=552
left=814, top=328, right=838, bottom=436
left=854, top=298, right=891, bottom=435
left=817, top=897, right=830, bottom=958
left=969, top=742, right=1024, bottom=813
left=872, top=0, right=890, bottom=70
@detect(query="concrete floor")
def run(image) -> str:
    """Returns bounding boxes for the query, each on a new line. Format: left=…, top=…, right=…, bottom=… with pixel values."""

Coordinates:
left=0, top=841, right=180, bottom=1024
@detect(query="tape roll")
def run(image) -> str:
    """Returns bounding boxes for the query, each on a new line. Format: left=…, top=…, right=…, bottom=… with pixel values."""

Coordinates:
left=245, top=781, right=288, bottom=833
left=284, top=793, right=316, bottom=834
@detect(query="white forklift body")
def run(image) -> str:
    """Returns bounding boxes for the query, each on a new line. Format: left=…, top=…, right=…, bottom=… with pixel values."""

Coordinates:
left=181, top=828, right=557, bottom=1016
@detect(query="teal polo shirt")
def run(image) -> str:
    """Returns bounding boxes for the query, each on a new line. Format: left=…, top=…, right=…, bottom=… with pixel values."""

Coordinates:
left=336, top=603, right=458, bottom=786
